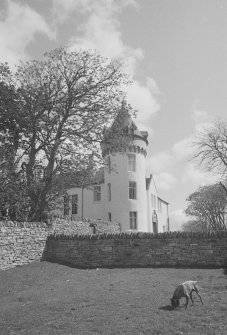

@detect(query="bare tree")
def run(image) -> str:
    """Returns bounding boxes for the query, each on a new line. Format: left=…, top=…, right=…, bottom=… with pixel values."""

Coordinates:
left=193, top=120, right=227, bottom=195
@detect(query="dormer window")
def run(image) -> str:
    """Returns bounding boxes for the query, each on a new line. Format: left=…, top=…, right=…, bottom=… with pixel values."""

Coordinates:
left=128, top=122, right=136, bottom=136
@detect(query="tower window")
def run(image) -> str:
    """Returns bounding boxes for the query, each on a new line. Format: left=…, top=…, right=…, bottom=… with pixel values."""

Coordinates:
left=128, top=154, right=136, bottom=172
left=107, top=183, right=111, bottom=201
left=129, top=211, right=137, bottom=230
left=72, top=194, right=78, bottom=215
left=94, top=185, right=101, bottom=202
left=63, top=195, right=70, bottom=215
left=129, top=181, right=137, bottom=199
left=108, top=212, right=112, bottom=222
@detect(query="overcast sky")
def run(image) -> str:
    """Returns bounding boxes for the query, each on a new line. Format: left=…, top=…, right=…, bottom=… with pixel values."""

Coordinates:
left=1, top=0, right=227, bottom=230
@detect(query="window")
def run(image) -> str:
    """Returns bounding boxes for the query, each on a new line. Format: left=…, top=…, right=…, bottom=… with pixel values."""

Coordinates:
left=105, top=156, right=111, bottom=173
left=94, top=185, right=101, bottom=202
left=63, top=195, right=70, bottom=215
left=107, top=183, right=111, bottom=201
left=129, top=181, right=137, bottom=199
left=108, top=212, right=112, bottom=222
left=107, top=156, right=111, bottom=173
left=128, top=125, right=134, bottom=135
left=128, top=154, right=136, bottom=172
left=72, top=194, right=78, bottom=215
left=129, top=211, right=137, bottom=230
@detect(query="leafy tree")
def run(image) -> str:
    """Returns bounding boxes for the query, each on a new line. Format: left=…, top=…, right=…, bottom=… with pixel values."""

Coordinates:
left=0, top=77, right=29, bottom=220
left=184, top=184, right=227, bottom=232
left=0, top=47, right=132, bottom=221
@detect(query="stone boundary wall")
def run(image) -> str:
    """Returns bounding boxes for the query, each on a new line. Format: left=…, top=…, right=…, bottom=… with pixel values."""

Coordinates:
left=0, top=219, right=120, bottom=270
left=46, top=231, right=227, bottom=269
left=1, top=220, right=227, bottom=271
left=51, top=218, right=120, bottom=235
left=0, top=221, right=49, bottom=270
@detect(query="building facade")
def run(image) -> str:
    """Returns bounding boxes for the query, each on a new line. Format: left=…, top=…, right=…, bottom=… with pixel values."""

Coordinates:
left=60, top=113, right=170, bottom=233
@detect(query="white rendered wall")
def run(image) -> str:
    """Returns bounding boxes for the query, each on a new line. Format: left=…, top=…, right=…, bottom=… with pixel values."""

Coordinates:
left=55, top=136, right=169, bottom=233
left=82, top=186, right=105, bottom=220
left=157, top=201, right=169, bottom=232
left=104, top=138, right=148, bottom=232
left=60, top=177, right=169, bottom=233
left=146, top=177, right=169, bottom=233
left=57, top=186, right=106, bottom=221
left=146, top=178, right=158, bottom=233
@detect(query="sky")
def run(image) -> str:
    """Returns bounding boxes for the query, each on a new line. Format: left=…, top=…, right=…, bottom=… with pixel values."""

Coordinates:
left=0, top=0, right=227, bottom=230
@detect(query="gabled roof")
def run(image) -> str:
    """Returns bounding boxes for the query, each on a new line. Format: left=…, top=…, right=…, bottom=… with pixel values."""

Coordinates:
left=157, top=197, right=169, bottom=205
left=146, top=174, right=169, bottom=205
left=146, top=174, right=153, bottom=190
left=146, top=174, right=158, bottom=191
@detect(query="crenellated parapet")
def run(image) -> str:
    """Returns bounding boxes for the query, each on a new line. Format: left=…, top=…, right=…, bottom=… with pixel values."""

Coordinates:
left=102, top=144, right=147, bottom=158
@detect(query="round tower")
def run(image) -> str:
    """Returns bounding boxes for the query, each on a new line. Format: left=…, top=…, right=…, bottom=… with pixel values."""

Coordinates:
left=101, top=111, right=148, bottom=232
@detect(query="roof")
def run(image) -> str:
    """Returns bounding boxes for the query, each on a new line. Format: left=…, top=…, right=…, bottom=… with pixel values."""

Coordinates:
left=146, top=174, right=169, bottom=205
left=146, top=174, right=153, bottom=190
left=157, top=197, right=169, bottom=205
left=102, top=109, right=148, bottom=146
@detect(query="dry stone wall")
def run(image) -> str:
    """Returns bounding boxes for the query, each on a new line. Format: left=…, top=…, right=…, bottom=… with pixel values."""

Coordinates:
left=46, top=231, right=227, bottom=269
left=51, top=218, right=121, bottom=235
left=0, top=221, right=49, bottom=270
left=1, top=219, right=227, bottom=271
left=0, top=219, right=120, bottom=270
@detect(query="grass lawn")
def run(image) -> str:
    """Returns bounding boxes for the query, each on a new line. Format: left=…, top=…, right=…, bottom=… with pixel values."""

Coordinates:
left=0, top=262, right=227, bottom=335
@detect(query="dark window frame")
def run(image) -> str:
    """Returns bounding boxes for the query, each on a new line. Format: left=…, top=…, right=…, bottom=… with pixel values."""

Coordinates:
left=129, top=181, right=137, bottom=199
